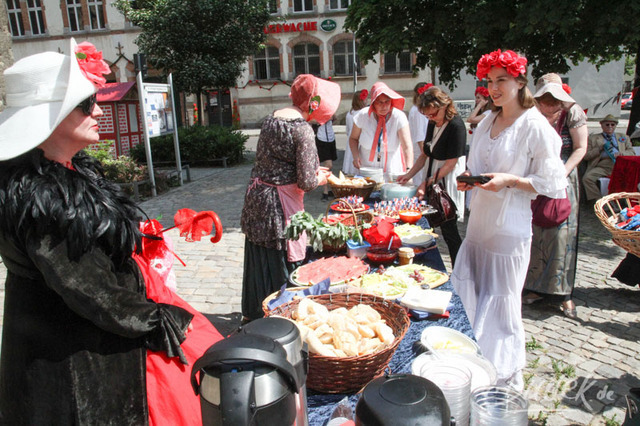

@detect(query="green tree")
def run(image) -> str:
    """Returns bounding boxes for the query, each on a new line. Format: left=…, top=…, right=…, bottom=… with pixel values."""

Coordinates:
left=115, top=0, right=270, bottom=123
left=345, top=0, right=640, bottom=132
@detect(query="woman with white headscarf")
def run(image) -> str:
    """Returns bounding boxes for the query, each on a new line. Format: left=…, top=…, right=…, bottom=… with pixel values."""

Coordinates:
left=349, top=81, right=413, bottom=176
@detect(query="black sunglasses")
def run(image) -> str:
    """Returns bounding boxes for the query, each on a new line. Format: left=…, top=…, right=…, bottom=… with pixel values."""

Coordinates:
left=77, top=94, right=97, bottom=115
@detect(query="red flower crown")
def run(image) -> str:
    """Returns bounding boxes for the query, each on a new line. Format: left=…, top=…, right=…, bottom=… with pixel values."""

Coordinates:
left=562, top=83, right=572, bottom=94
left=359, top=89, right=369, bottom=101
left=476, top=49, right=527, bottom=80
left=417, top=83, right=434, bottom=95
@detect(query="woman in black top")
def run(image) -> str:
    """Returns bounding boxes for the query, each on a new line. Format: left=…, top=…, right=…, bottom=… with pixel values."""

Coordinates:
left=399, top=87, right=466, bottom=266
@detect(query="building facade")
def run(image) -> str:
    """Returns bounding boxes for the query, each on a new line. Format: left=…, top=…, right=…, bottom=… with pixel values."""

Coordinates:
left=4, top=0, right=626, bottom=130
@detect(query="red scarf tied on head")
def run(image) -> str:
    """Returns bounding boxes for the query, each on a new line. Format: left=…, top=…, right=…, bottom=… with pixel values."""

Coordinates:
left=367, top=82, right=406, bottom=172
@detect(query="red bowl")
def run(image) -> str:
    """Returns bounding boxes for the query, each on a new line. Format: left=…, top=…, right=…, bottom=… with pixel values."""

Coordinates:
left=399, top=210, right=422, bottom=224
left=366, top=248, right=398, bottom=264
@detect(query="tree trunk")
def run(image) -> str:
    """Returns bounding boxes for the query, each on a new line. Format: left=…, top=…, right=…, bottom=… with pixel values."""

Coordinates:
left=625, top=42, right=640, bottom=136
left=198, top=91, right=204, bottom=126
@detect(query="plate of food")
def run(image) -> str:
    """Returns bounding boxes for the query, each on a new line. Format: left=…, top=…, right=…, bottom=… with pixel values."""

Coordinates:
left=420, top=326, right=481, bottom=355
left=331, top=204, right=370, bottom=213
left=330, top=195, right=369, bottom=213
left=350, top=264, right=449, bottom=299
left=290, top=256, right=369, bottom=287
left=394, top=224, right=438, bottom=247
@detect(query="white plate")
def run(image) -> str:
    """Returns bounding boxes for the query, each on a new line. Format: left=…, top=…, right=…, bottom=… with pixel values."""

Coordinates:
left=420, top=326, right=481, bottom=355
left=411, top=352, right=497, bottom=392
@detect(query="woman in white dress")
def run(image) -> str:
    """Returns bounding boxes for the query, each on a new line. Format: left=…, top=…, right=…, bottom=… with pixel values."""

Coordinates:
left=349, top=82, right=413, bottom=176
left=452, top=50, right=566, bottom=390
left=408, top=82, right=432, bottom=185
left=342, top=89, right=368, bottom=175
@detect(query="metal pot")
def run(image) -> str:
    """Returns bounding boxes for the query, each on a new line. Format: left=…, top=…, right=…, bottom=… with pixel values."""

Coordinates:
left=191, top=333, right=300, bottom=426
left=241, top=317, right=309, bottom=426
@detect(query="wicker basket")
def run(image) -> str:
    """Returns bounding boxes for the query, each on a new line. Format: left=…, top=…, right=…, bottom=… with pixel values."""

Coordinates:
left=268, top=292, right=410, bottom=393
left=594, top=192, right=640, bottom=256
left=330, top=177, right=377, bottom=199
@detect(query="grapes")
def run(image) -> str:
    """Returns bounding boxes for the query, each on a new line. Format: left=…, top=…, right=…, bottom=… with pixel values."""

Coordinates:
left=408, top=269, right=424, bottom=282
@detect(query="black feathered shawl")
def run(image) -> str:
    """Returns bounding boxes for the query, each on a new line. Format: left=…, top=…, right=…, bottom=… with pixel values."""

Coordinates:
left=0, top=148, right=142, bottom=266
left=0, top=148, right=193, bottom=424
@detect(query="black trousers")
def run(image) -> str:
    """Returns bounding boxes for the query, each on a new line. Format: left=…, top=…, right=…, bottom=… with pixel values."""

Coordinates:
left=439, top=219, right=462, bottom=268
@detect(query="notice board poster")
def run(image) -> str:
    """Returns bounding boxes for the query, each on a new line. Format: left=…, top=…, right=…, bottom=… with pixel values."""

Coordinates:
left=142, top=83, right=174, bottom=137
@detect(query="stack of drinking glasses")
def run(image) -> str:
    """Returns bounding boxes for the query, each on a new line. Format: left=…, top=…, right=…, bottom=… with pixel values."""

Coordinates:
left=470, top=386, right=528, bottom=425
left=420, top=360, right=472, bottom=426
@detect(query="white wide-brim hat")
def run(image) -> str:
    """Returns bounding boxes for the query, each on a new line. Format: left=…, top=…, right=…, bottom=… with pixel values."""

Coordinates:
left=0, top=38, right=96, bottom=161
left=533, top=73, right=575, bottom=109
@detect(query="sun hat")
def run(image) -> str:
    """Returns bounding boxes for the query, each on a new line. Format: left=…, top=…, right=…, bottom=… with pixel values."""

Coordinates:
left=289, top=74, right=341, bottom=125
left=369, top=82, right=405, bottom=114
left=599, top=114, right=618, bottom=124
left=533, top=73, right=575, bottom=108
left=0, top=38, right=102, bottom=161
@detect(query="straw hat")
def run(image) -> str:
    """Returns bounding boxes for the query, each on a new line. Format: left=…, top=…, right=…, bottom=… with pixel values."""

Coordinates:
left=289, top=74, right=341, bottom=125
left=369, top=82, right=405, bottom=113
left=0, top=38, right=97, bottom=161
left=599, top=114, right=618, bottom=124
left=533, top=73, right=575, bottom=109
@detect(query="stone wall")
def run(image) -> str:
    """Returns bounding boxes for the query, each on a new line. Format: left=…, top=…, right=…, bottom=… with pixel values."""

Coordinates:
left=0, top=1, right=14, bottom=111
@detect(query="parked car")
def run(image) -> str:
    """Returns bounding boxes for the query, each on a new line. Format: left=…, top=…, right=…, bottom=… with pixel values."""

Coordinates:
left=621, top=92, right=633, bottom=109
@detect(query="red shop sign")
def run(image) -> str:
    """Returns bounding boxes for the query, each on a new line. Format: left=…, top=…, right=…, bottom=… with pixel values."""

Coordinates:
left=264, top=21, right=318, bottom=34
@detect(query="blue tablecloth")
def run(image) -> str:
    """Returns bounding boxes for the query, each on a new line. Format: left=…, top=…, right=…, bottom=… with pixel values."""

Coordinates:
left=306, top=217, right=475, bottom=425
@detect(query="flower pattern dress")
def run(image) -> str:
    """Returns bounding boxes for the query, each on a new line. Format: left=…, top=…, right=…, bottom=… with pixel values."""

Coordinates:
left=241, top=115, right=319, bottom=250
left=525, top=104, right=587, bottom=296
left=240, top=114, right=319, bottom=320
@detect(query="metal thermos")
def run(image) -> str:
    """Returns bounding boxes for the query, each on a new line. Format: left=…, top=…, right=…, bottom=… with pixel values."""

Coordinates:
left=191, top=333, right=300, bottom=426
left=241, top=317, right=309, bottom=426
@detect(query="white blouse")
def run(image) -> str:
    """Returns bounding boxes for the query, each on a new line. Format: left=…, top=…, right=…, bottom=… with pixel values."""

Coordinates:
left=353, top=107, right=409, bottom=173
left=469, top=108, right=567, bottom=200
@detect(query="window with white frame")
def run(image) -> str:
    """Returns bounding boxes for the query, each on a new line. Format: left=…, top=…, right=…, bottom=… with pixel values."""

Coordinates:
left=329, top=0, right=352, bottom=10
left=6, top=0, right=24, bottom=37
left=293, top=43, right=320, bottom=76
left=66, top=0, right=83, bottom=32
left=88, top=0, right=106, bottom=30
left=333, top=40, right=360, bottom=76
left=384, top=50, right=411, bottom=74
left=26, top=0, right=45, bottom=35
left=253, top=46, right=280, bottom=80
left=293, top=0, right=313, bottom=13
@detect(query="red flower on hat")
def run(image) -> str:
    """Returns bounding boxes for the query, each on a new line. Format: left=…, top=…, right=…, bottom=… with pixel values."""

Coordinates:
left=562, top=83, right=572, bottom=94
left=75, top=42, right=110, bottom=87
left=476, top=49, right=527, bottom=80
left=359, top=89, right=369, bottom=101
left=417, top=83, right=434, bottom=95
left=309, top=95, right=321, bottom=116
left=475, top=87, right=490, bottom=98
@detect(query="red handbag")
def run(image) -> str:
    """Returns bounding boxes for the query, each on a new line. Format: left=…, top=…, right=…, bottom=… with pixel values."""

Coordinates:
left=531, top=191, right=571, bottom=228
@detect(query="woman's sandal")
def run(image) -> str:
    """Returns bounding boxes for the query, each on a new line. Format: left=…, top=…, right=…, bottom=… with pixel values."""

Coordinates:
left=522, top=292, right=544, bottom=305
left=561, top=301, right=577, bottom=319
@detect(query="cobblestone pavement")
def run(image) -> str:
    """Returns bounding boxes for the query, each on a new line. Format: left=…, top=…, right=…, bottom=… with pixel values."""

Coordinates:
left=0, top=128, right=638, bottom=425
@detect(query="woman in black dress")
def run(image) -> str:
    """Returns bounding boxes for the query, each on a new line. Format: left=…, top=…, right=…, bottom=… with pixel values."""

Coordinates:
left=399, top=86, right=466, bottom=266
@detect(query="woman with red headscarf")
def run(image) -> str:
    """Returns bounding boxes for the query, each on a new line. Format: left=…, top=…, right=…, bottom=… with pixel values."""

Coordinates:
left=241, top=75, right=340, bottom=322
left=453, top=50, right=566, bottom=390
left=348, top=82, right=413, bottom=177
